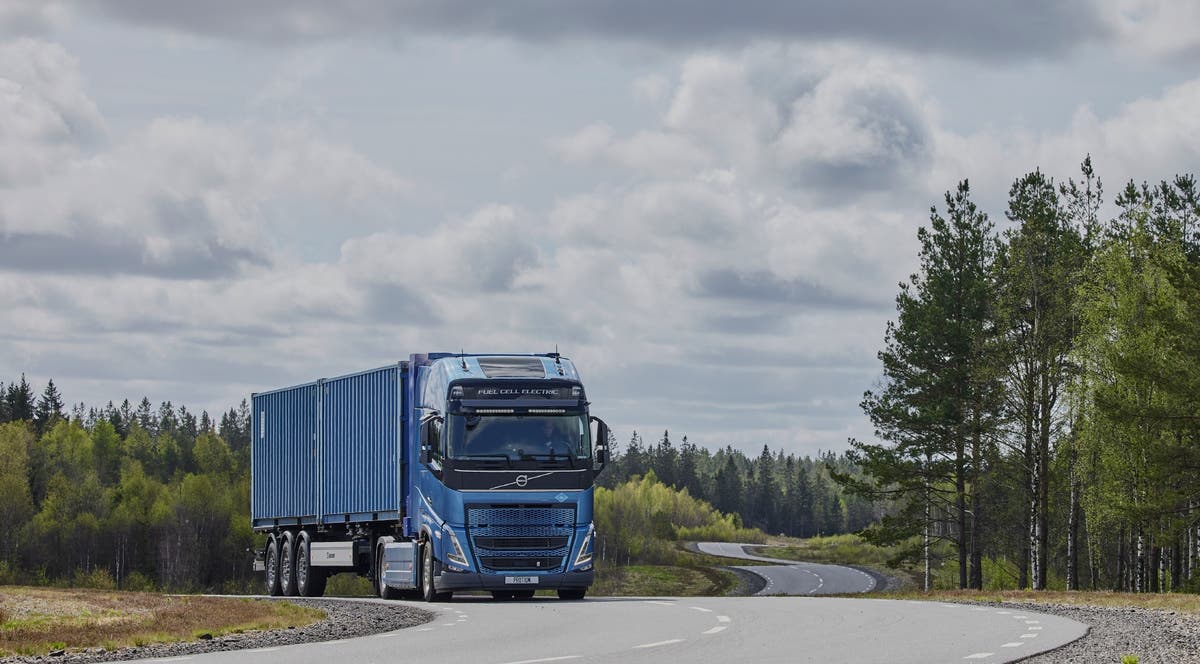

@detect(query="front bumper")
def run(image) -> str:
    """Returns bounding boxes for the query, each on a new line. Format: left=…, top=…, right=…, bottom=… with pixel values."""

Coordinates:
left=435, top=568, right=594, bottom=592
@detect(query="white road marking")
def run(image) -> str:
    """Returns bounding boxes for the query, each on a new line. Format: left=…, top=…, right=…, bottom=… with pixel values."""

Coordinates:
left=147, top=659, right=192, bottom=663
left=1029, top=626, right=1043, bottom=631
left=996, top=611, right=1011, bottom=614
left=1001, top=642, right=1024, bottom=648
left=322, top=640, right=348, bottom=646
left=963, top=654, right=993, bottom=659
left=441, top=622, right=458, bottom=627
left=372, top=632, right=399, bottom=638
left=703, top=626, right=728, bottom=635
left=717, top=615, right=731, bottom=623
left=690, top=606, right=714, bottom=613
left=497, top=656, right=582, bottom=664
left=1020, top=634, right=1038, bottom=639
left=246, top=648, right=280, bottom=653
left=1024, top=620, right=1040, bottom=625
left=417, top=628, right=434, bottom=632
left=645, top=600, right=675, bottom=606
left=633, top=639, right=684, bottom=649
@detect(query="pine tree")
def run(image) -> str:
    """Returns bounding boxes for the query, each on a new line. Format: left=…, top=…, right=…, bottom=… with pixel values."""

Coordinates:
left=34, top=379, right=66, bottom=434
left=7, top=374, right=35, bottom=422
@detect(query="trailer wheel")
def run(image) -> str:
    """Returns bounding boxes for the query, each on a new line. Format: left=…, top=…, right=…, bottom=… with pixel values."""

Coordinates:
left=377, top=545, right=400, bottom=600
left=264, top=535, right=281, bottom=596
left=279, top=531, right=298, bottom=596
left=296, top=535, right=326, bottom=597
left=557, top=587, right=586, bottom=600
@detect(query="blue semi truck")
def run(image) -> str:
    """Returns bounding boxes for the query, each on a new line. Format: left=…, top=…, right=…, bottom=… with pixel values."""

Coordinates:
left=250, top=352, right=608, bottom=601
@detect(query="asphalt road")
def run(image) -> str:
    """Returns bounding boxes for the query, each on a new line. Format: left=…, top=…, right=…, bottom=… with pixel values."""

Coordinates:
left=696, top=541, right=878, bottom=595
left=114, top=595, right=1088, bottom=664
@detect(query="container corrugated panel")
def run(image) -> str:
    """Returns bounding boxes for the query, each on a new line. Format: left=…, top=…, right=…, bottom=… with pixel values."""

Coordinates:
left=320, top=365, right=403, bottom=521
left=251, top=383, right=319, bottom=524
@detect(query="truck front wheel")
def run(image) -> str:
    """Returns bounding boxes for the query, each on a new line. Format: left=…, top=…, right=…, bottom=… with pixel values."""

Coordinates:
left=264, top=536, right=281, bottom=596
left=420, top=541, right=451, bottom=602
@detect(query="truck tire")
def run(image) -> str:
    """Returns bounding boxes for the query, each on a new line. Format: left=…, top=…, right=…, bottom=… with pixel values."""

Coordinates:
left=295, top=535, right=326, bottom=597
left=377, top=546, right=400, bottom=600
left=420, top=541, right=451, bottom=602
left=557, top=587, right=586, bottom=600
left=279, top=531, right=298, bottom=596
left=264, top=535, right=281, bottom=596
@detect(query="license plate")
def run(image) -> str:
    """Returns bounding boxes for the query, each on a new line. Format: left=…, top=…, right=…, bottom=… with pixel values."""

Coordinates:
left=505, top=576, right=538, bottom=585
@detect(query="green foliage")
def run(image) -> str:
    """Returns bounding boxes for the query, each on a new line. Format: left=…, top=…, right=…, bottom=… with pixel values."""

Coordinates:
left=0, top=378, right=253, bottom=592
left=595, top=473, right=764, bottom=566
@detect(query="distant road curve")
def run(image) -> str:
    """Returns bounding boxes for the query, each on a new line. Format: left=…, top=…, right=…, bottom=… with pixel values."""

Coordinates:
left=696, top=541, right=877, bottom=595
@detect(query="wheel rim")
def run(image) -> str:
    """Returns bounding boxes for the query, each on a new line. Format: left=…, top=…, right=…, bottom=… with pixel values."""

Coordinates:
left=281, top=544, right=292, bottom=586
left=296, top=543, right=308, bottom=591
left=266, top=544, right=277, bottom=590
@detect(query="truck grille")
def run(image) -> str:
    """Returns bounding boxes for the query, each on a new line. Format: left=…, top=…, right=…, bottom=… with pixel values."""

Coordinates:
left=467, top=505, right=575, bottom=573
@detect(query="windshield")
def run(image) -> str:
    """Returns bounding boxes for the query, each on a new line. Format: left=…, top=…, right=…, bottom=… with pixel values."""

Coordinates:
left=447, top=414, right=591, bottom=465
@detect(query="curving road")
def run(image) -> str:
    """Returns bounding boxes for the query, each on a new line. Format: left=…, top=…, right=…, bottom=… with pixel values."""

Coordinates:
left=118, top=594, right=1087, bottom=664
left=697, top=541, right=877, bottom=595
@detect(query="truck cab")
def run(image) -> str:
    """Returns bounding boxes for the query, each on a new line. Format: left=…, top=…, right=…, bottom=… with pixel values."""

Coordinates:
left=407, top=354, right=607, bottom=600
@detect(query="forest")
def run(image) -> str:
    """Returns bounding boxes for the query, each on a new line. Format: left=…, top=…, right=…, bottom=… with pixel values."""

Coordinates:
left=840, top=157, right=1200, bottom=594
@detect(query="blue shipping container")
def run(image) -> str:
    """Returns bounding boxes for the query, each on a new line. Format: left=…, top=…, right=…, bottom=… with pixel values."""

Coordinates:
left=251, top=364, right=407, bottom=529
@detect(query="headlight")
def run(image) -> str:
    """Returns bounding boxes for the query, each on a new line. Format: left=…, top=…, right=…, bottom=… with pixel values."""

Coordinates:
left=445, top=527, right=469, bottom=567
left=574, top=522, right=594, bottom=569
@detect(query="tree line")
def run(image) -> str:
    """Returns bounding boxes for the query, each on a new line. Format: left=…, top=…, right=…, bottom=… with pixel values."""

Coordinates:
left=0, top=376, right=256, bottom=591
left=838, top=157, right=1200, bottom=593
left=598, top=430, right=881, bottom=539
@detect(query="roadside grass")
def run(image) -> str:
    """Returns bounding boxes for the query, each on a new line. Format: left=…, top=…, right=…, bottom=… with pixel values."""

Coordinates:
left=751, top=534, right=900, bottom=568
left=591, top=564, right=736, bottom=596
left=874, top=588, right=1200, bottom=614
left=0, top=587, right=324, bottom=657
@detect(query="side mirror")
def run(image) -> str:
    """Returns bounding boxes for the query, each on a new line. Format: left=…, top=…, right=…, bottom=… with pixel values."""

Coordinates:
left=590, top=416, right=609, bottom=474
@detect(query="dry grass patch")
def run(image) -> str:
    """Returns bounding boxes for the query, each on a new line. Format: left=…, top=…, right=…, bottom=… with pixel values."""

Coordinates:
left=593, top=564, right=735, bottom=596
left=0, top=587, right=323, bottom=657
left=878, top=589, right=1200, bottom=614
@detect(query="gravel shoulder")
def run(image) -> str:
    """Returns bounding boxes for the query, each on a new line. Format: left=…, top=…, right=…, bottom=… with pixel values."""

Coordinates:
left=945, top=599, right=1200, bottom=664
left=1, top=598, right=434, bottom=664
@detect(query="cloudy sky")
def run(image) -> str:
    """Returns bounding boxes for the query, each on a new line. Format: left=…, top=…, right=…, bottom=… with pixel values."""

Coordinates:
left=2, top=1, right=1198, bottom=457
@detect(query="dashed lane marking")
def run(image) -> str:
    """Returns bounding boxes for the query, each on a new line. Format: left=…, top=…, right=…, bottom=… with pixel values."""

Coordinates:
left=690, top=606, right=713, bottom=613
left=1021, top=634, right=1038, bottom=639
left=1001, top=642, right=1024, bottom=648
left=497, top=656, right=582, bottom=664
left=703, top=626, right=728, bottom=635
left=417, top=628, right=434, bottom=632
left=717, top=615, right=731, bottom=623
left=1029, top=626, right=1043, bottom=631
left=963, top=654, right=993, bottom=659
left=372, top=632, right=399, bottom=638
left=633, top=639, right=684, bottom=649
left=246, top=648, right=280, bottom=653
left=645, top=600, right=675, bottom=606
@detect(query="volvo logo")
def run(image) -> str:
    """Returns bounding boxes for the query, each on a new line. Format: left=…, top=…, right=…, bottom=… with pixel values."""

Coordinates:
left=515, top=474, right=529, bottom=487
